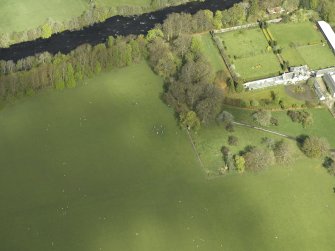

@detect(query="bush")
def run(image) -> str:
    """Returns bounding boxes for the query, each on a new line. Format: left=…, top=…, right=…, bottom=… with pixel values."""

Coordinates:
left=323, top=157, right=335, bottom=176
left=228, top=135, right=238, bottom=146
left=261, top=137, right=275, bottom=149
left=273, top=140, right=293, bottom=164
left=54, top=80, right=65, bottom=90
left=235, top=82, right=244, bottom=93
left=180, top=111, right=201, bottom=131
left=243, top=147, right=275, bottom=171
left=279, top=100, right=286, bottom=109
left=270, top=117, right=279, bottom=126
left=252, top=109, right=272, bottom=126
left=301, top=136, right=329, bottom=158
left=234, top=155, right=245, bottom=173
left=250, top=99, right=259, bottom=107
left=225, top=122, right=235, bottom=132
left=287, top=110, right=313, bottom=127
left=217, top=111, right=234, bottom=124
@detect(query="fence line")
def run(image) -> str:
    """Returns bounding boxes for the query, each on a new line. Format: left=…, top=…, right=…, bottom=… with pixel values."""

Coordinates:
left=213, top=18, right=282, bottom=34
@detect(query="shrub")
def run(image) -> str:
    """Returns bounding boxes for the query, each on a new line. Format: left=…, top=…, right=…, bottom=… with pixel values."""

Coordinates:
left=287, top=110, right=313, bottom=127
left=252, top=109, right=272, bottom=126
left=228, top=135, right=238, bottom=146
left=54, top=80, right=65, bottom=90
left=261, top=137, right=275, bottom=149
left=234, top=155, right=245, bottom=173
left=180, top=111, right=201, bottom=131
left=250, top=99, right=259, bottom=107
left=273, top=140, right=293, bottom=164
left=270, top=117, right=279, bottom=126
left=225, top=122, right=235, bottom=132
left=323, top=157, right=335, bottom=176
left=244, top=147, right=275, bottom=171
left=235, top=82, right=244, bottom=93
left=221, top=145, right=230, bottom=158
left=301, top=136, right=329, bottom=158
left=217, top=111, right=234, bottom=124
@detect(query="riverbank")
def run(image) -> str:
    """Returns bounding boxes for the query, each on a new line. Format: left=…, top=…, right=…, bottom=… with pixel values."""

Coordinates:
left=0, top=0, right=239, bottom=62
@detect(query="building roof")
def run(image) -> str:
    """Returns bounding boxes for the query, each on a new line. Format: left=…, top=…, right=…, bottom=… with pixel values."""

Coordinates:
left=323, top=73, right=335, bottom=94
left=313, top=81, right=325, bottom=100
left=318, top=21, right=335, bottom=51
left=315, top=66, right=335, bottom=77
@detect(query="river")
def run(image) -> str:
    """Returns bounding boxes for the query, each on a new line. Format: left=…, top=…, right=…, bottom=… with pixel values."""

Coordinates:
left=0, top=0, right=240, bottom=62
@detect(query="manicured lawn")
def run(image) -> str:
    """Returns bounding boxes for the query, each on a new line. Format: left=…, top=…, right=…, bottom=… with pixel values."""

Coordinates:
left=1, top=62, right=335, bottom=251
left=269, top=22, right=323, bottom=47
left=297, top=44, right=335, bottom=70
left=219, top=28, right=269, bottom=58
left=233, top=53, right=282, bottom=81
left=195, top=33, right=226, bottom=73
left=281, top=47, right=306, bottom=67
left=219, top=28, right=282, bottom=80
left=269, top=21, right=335, bottom=70
left=227, top=85, right=306, bottom=108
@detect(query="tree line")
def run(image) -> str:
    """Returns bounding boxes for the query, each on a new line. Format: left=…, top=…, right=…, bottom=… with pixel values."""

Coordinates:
left=0, top=35, right=147, bottom=98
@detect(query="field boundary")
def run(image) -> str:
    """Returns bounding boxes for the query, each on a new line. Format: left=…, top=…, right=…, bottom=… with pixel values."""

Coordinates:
left=213, top=18, right=282, bottom=34
left=186, top=129, right=208, bottom=173
left=232, top=121, right=296, bottom=140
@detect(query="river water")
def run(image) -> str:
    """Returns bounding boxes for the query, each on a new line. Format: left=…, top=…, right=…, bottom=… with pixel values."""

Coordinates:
left=0, top=0, right=240, bottom=62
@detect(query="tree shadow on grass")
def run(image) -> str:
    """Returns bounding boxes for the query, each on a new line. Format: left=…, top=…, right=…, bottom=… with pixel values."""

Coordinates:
left=296, top=134, right=309, bottom=150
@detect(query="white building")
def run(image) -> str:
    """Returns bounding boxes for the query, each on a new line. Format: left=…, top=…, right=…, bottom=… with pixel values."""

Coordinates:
left=323, top=73, right=335, bottom=97
left=314, top=80, right=326, bottom=101
left=244, top=65, right=310, bottom=90
left=318, top=21, right=335, bottom=53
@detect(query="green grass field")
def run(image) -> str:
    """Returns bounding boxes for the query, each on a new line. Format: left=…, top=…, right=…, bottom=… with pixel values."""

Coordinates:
left=269, top=22, right=335, bottom=70
left=0, top=0, right=152, bottom=33
left=219, top=28, right=282, bottom=81
left=223, top=106, right=335, bottom=146
left=195, top=33, right=226, bottom=73
left=233, top=53, right=282, bottom=80
left=1, top=62, right=335, bottom=250
left=226, top=85, right=308, bottom=108
left=269, top=22, right=322, bottom=47
left=219, top=28, right=269, bottom=58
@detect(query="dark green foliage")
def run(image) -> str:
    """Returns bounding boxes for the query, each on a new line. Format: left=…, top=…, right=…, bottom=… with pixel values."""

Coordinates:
left=234, top=79, right=244, bottom=93
left=225, top=122, right=235, bottom=132
left=221, top=146, right=235, bottom=171
left=0, top=36, right=147, bottom=99
left=270, top=117, right=279, bottom=126
left=228, top=135, right=238, bottom=146
left=217, top=110, right=234, bottom=124
left=287, top=110, right=313, bottom=127
left=323, top=157, right=335, bottom=175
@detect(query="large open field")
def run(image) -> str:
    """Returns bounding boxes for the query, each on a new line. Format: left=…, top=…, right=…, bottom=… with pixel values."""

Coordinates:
left=0, top=0, right=152, bottom=33
left=219, top=28, right=282, bottom=81
left=269, top=22, right=335, bottom=70
left=1, top=62, right=335, bottom=250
